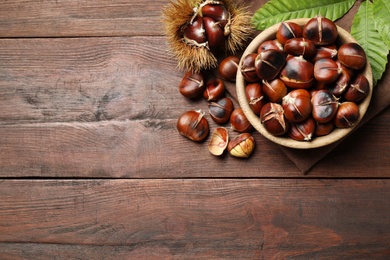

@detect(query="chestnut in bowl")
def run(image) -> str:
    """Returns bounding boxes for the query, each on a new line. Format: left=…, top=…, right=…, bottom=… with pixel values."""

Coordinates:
left=236, top=18, right=373, bottom=149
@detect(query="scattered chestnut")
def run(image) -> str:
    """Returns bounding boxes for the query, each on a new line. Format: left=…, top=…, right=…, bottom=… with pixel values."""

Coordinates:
left=344, top=74, right=369, bottom=102
left=284, top=38, right=317, bottom=59
left=218, top=55, right=239, bottom=81
left=240, top=53, right=260, bottom=82
left=282, top=89, right=312, bottom=122
left=338, top=42, right=367, bottom=70
left=303, top=16, right=338, bottom=46
left=288, top=117, right=316, bottom=141
left=245, top=83, right=265, bottom=115
left=208, top=127, right=229, bottom=156
left=257, top=39, right=283, bottom=54
left=280, top=56, right=314, bottom=89
left=230, top=107, right=253, bottom=133
left=260, top=102, right=289, bottom=136
left=228, top=133, right=255, bottom=158
left=311, top=90, right=339, bottom=123
left=314, top=58, right=342, bottom=84
left=262, top=79, right=287, bottom=103
left=334, top=102, right=360, bottom=128
left=177, top=110, right=209, bottom=142
left=178, top=71, right=204, bottom=99
left=276, top=21, right=302, bottom=44
left=208, top=97, right=234, bottom=124
left=255, top=49, right=286, bottom=80
left=203, top=78, right=225, bottom=101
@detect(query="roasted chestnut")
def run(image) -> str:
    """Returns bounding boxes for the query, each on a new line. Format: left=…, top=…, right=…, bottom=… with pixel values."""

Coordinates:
left=312, top=44, right=337, bottom=63
left=209, top=97, right=234, bottom=124
left=240, top=53, right=260, bottom=82
left=276, top=21, right=302, bottom=44
left=338, top=42, right=367, bottom=70
left=257, top=39, right=283, bottom=54
left=288, top=117, right=316, bottom=141
left=334, top=102, right=360, bottom=128
left=178, top=71, right=205, bottom=99
left=311, top=90, right=339, bottom=123
left=327, top=63, right=352, bottom=96
left=314, top=121, right=334, bottom=136
left=203, top=78, right=225, bottom=101
left=260, top=102, right=289, bottom=136
left=282, top=89, right=312, bottom=122
left=245, top=83, right=265, bottom=115
left=303, top=16, right=338, bottom=46
left=279, top=56, right=314, bottom=89
left=177, top=110, right=209, bottom=142
left=284, top=38, right=317, bottom=59
left=262, top=79, right=287, bottom=103
left=228, top=133, right=255, bottom=158
left=230, top=107, right=253, bottom=133
left=313, top=58, right=341, bottom=84
left=255, top=49, right=286, bottom=80
left=218, top=55, right=239, bottom=81
left=344, top=74, right=369, bottom=102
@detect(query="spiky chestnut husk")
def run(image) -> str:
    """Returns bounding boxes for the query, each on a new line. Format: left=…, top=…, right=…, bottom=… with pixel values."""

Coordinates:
left=163, top=0, right=252, bottom=73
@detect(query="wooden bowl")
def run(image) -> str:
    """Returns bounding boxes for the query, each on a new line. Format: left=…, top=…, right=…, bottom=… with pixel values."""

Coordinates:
left=236, top=18, right=373, bottom=149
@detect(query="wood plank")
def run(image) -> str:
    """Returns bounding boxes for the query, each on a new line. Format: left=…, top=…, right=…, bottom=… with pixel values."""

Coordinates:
left=0, top=0, right=167, bottom=37
left=0, top=179, right=389, bottom=259
left=0, top=108, right=388, bottom=178
left=0, top=0, right=263, bottom=38
left=0, top=36, right=187, bottom=124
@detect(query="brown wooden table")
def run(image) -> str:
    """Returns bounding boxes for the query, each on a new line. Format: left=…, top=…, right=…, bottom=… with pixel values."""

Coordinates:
left=1, top=0, right=389, bottom=259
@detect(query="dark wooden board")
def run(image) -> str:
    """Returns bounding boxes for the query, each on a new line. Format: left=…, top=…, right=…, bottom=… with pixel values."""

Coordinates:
left=0, top=179, right=389, bottom=259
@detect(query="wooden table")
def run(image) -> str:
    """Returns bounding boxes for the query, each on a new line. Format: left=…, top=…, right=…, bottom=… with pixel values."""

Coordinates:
left=1, top=0, right=389, bottom=258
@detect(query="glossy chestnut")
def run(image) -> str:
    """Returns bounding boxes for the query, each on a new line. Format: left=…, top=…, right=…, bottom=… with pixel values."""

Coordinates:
left=203, top=16, right=225, bottom=50
left=240, top=53, right=260, bottom=82
left=334, top=102, right=360, bottom=128
left=303, top=16, right=338, bottom=46
left=344, top=74, right=369, bottom=102
left=255, top=49, right=286, bottom=80
left=282, top=89, right=312, bottom=122
left=178, top=70, right=204, bottom=99
left=284, top=38, right=317, bottom=59
left=260, top=102, right=289, bottom=136
left=245, top=83, right=265, bottom=115
left=257, top=39, right=283, bottom=54
left=218, top=55, right=239, bottom=82
left=201, top=3, right=230, bottom=28
left=338, top=42, right=367, bottom=70
left=203, top=78, right=225, bottom=101
left=311, top=90, right=339, bottom=123
left=177, top=110, right=209, bottom=142
left=183, top=15, right=207, bottom=45
left=276, top=21, right=302, bottom=44
left=262, top=79, right=287, bottom=103
left=288, top=117, right=316, bottom=141
left=208, top=97, right=234, bottom=124
left=313, top=58, right=341, bottom=84
left=312, top=44, right=337, bottom=63
left=279, top=56, right=314, bottom=89
left=314, top=121, right=334, bottom=137
left=230, top=107, right=253, bottom=133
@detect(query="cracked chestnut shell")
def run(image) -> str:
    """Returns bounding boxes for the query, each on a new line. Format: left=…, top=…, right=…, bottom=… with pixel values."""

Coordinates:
left=303, top=16, right=338, bottom=46
left=260, top=102, right=289, bottom=136
left=280, top=56, right=314, bottom=89
left=228, top=133, right=255, bottom=158
left=288, top=117, right=316, bottom=141
left=276, top=21, right=302, bottom=44
left=344, top=74, right=369, bottom=102
left=282, top=89, right=312, bottom=123
left=208, top=127, right=229, bottom=156
left=334, top=102, right=360, bottom=128
left=255, top=49, right=286, bottom=80
left=179, top=71, right=204, bottom=99
left=338, top=42, right=367, bottom=70
left=311, top=90, right=339, bottom=123
left=245, top=82, right=265, bottom=115
left=177, top=110, right=209, bottom=142
left=203, top=78, right=225, bottom=101
left=209, top=97, right=234, bottom=124
left=230, top=108, right=253, bottom=133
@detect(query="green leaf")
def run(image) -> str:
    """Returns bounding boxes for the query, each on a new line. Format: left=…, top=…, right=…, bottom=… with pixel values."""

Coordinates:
left=252, top=0, right=355, bottom=30
left=351, top=1, right=389, bottom=85
left=372, top=0, right=390, bottom=50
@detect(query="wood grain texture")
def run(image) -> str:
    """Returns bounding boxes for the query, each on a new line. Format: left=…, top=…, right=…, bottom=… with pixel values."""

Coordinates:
left=0, top=35, right=388, bottom=177
left=0, top=0, right=167, bottom=37
left=0, top=179, right=390, bottom=259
